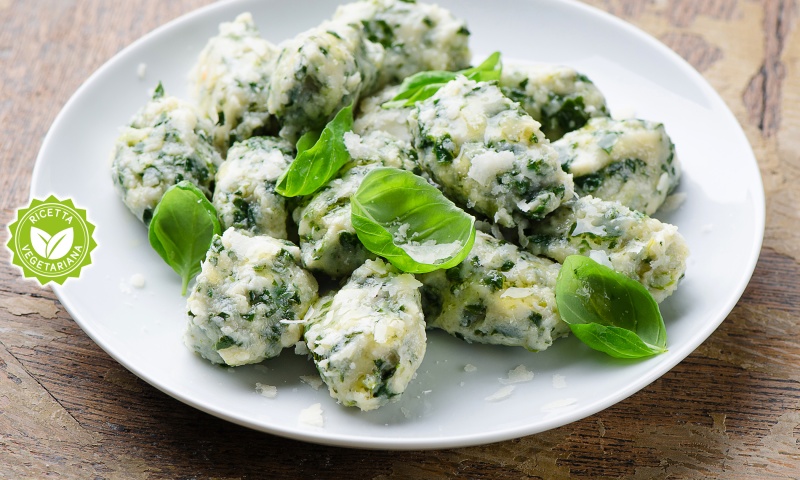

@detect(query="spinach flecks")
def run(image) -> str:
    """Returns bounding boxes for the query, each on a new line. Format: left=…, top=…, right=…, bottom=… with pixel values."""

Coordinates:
left=214, top=335, right=237, bottom=351
left=574, top=158, right=647, bottom=194
left=152, top=81, right=165, bottom=100
left=362, top=19, right=394, bottom=49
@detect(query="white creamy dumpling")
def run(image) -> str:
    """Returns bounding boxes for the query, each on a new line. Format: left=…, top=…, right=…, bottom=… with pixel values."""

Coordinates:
left=212, top=136, right=294, bottom=238
left=190, top=13, right=279, bottom=153
left=420, top=232, right=569, bottom=351
left=293, top=165, right=378, bottom=278
left=554, top=117, right=680, bottom=215
left=334, top=0, right=471, bottom=87
left=111, top=85, right=221, bottom=224
left=500, top=64, right=609, bottom=141
left=410, top=76, right=574, bottom=228
left=268, top=20, right=382, bottom=141
left=354, top=84, right=413, bottom=145
left=343, top=130, right=417, bottom=172
left=524, top=196, right=689, bottom=302
left=352, top=85, right=418, bottom=172
left=185, top=229, right=318, bottom=366
left=304, top=259, right=426, bottom=411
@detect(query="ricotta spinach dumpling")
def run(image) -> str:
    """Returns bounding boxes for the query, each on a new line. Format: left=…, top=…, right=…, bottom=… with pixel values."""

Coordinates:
left=554, top=117, right=680, bottom=215
left=304, top=259, right=426, bottom=411
left=294, top=137, right=417, bottom=278
left=333, top=0, right=472, bottom=88
left=212, top=136, right=294, bottom=238
left=524, top=196, right=689, bottom=302
left=420, top=232, right=569, bottom=351
left=344, top=130, right=418, bottom=172
left=500, top=64, right=609, bottom=141
left=185, top=228, right=318, bottom=366
left=352, top=86, right=419, bottom=172
left=410, top=76, right=574, bottom=228
left=294, top=165, right=377, bottom=279
left=354, top=84, right=413, bottom=146
left=267, top=20, right=382, bottom=141
left=190, top=13, right=279, bottom=153
left=111, top=84, right=221, bottom=224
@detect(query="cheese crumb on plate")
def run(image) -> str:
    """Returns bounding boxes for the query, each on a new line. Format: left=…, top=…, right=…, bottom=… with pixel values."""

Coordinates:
left=499, top=365, right=534, bottom=385
left=300, top=375, right=323, bottom=390
left=299, top=403, right=324, bottom=427
left=485, top=385, right=515, bottom=402
left=255, top=383, right=277, bottom=398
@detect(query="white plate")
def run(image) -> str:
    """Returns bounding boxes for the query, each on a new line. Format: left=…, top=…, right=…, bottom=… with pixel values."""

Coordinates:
left=31, top=0, right=764, bottom=449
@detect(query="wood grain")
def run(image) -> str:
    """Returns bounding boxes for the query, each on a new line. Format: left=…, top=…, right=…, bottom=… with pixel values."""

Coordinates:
left=1, top=0, right=799, bottom=478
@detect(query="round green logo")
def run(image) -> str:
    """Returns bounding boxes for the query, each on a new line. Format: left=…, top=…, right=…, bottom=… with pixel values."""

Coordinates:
left=6, top=195, right=97, bottom=285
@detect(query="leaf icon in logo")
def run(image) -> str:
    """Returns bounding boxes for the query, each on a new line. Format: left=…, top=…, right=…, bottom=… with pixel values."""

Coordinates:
left=30, top=226, right=74, bottom=260
left=30, top=227, right=51, bottom=258
left=46, top=228, right=74, bottom=260
left=47, top=227, right=75, bottom=260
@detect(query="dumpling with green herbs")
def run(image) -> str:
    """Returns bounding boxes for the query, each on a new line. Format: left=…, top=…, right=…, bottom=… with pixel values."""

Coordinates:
left=499, top=64, right=610, bottom=141
left=343, top=130, right=418, bottom=172
left=293, top=136, right=417, bottom=278
left=304, top=258, right=426, bottom=411
left=267, top=20, right=382, bottom=141
left=354, top=84, right=414, bottom=146
left=351, top=84, right=419, bottom=173
left=184, top=228, right=318, bottom=366
left=293, top=164, right=378, bottom=278
left=333, top=0, right=471, bottom=88
left=523, top=195, right=689, bottom=303
left=212, top=136, right=295, bottom=238
left=111, top=84, right=222, bottom=225
left=189, top=13, right=279, bottom=153
left=419, top=231, right=569, bottom=351
left=410, top=76, right=574, bottom=228
left=554, top=117, right=680, bottom=215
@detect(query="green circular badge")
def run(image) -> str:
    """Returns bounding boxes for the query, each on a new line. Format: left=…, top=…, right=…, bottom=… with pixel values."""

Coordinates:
left=6, top=195, right=97, bottom=286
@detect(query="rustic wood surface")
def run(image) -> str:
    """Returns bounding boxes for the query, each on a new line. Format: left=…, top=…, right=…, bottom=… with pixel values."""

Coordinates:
left=1, top=0, right=798, bottom=478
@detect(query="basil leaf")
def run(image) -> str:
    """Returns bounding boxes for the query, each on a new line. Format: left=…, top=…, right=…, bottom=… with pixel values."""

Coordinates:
left=351, top=167, right=476, bottom=273
left=295, top=130, right=321, bottom=156
left=569, top=324, right=665, bottom=359
left=399, top=71, right=459, bottom=93
left=555, top=255, right=667, bottom=358
left=461, top=51, right=502, bottom=81
left=275, top=104, right=353, bottom=197
left=148, top=181, right=221, bottom=295
left=382, top=52, right=502, bottom=109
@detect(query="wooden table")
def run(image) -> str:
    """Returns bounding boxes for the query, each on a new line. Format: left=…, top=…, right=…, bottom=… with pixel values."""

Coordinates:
left=1, top=1, right=798, bottom=477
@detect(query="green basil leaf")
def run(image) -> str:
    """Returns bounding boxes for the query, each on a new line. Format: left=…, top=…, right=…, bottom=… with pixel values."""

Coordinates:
left=382, top=82, right=450, bottom=109
left=398, top=71, right=458, bottom=92
left=295, top=130, right=321, bottom=156
left=351, top=167, right=476, bottom=273
left=148, top=181, right=221, bottom=295
left=382, top=52, right=502, bottom=109
left=275, top=103, right=354, bottom=197
left=569, top=323, right=665, bottom=359
left=462, top=51, right=502, bottom=82
left=555, top=255, right=667, bottom=358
